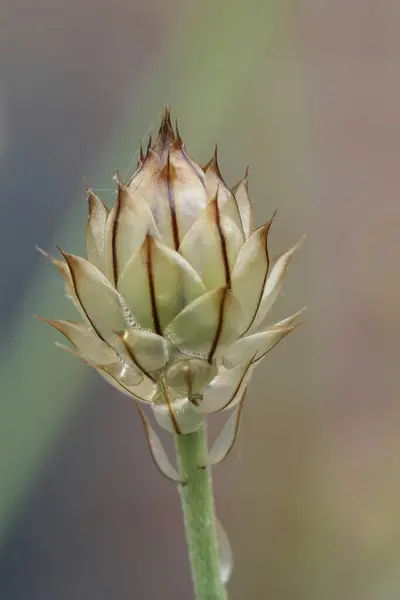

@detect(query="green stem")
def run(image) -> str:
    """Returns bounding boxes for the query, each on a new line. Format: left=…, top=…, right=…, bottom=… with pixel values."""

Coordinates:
left=175, top=422, right=225, bottom=600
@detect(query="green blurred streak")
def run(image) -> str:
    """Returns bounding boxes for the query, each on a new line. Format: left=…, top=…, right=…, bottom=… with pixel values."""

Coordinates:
left=0, top=0, right=289, bottom=541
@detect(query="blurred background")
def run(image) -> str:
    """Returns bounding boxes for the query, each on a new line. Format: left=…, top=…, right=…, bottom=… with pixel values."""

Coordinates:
left=0, top=0, right=399, bottom=598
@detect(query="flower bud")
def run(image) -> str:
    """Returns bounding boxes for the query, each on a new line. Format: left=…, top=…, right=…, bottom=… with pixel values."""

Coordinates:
left=38, top=108, right=303, bottom=466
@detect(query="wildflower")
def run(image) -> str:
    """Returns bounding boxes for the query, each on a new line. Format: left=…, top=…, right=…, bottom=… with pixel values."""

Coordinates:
left=38, top=108, right=303, bottom=480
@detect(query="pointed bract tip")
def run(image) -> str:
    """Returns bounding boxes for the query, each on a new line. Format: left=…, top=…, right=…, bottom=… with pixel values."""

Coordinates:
left=295, top=305, right=308, bottom=319
left=171, top=119, right=184, bottom=151
left=54, top=341, right=85, bottom=360
left=146, top=134, right=152, bottom=157
left=264, top=209, right=277, bottom=231
left=116, top=178, right=126, bottom=196
left=35, top=245, right=50, bottom=259
left=34, top=315, right=75, bottom=335
left=36, top=245, right=68, bottom=273
left=294, top=234, right=307, bottom=251
left=114, top=169, right=123, bottom=186
left=175, top=118, right=183, bottom=144
left=56, top=247, right=76, bottom=269
left=86, top=189, right=100, bottom=216
left=211, top=144, right=219, bottom=168
left=204, top=144, right=226, bottom=184
left=277, top=307, right=307, bottom=330
left=33, top=314, right=47, bottom=323
left=155, top=106, right=175, bottom=151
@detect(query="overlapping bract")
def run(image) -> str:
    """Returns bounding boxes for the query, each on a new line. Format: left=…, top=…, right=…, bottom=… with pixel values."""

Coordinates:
left=39, top=108, right=302, bottom=474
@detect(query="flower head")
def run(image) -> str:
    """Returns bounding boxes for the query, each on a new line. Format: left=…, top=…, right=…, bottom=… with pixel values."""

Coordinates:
left=38, top=108, right=303, bottom=473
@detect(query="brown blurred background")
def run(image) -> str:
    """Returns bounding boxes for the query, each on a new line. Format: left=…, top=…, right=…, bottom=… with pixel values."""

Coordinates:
left=0, top=0, right=399, bottom=598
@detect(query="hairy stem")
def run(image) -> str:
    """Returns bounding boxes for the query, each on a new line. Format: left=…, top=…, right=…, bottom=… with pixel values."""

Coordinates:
left=175, top=423, right=225, bottom=600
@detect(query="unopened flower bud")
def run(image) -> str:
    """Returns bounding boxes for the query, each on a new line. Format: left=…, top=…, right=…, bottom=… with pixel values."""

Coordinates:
left=38, top=108, right=303, bottom=470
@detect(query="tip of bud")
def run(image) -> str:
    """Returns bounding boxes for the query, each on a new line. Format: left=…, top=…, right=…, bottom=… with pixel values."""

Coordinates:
left=154, top=106, right=176, bottom=153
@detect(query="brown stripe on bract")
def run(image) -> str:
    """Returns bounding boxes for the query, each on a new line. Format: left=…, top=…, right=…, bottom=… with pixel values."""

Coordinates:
left=110, top=180, right=124, bottom=286
left=240, top=212, right=276, bottom=337
left=159, top=150, right=180, bottom=251
left=212, top=193, right=231, bottom=288
left=144, top=235, right=162, bottom=335
left=203, top=145, right=225, bottom=182
left=251, top=323, right=301, bottom=365
left=175, top=118, right=183, bottom=145
left=159, top=381, right=182, bottom=435
left=36, top=246, right=81, bottom=309
left=34, top=316, right=78, bottom=349
left=215, top=354, right=255, bottom=413
left=146, top=135, right=152, bottom=158
left=119, top=332, right=156, bottom=383
left=205, top=146, right=246, bottom=240
left=139, top=143, right=145, bottom=164
left=207, top=287, right=228, bottom=364
left=220, top=387, right=247, bottom=462
left=58, top=248, right=110, bottom=346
